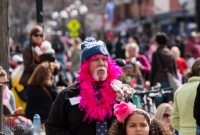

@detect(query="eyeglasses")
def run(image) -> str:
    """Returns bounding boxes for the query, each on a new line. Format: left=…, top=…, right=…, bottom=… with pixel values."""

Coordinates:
left=163, top=113, right=171, bottom=118
left=0, top=81, right=9, bottom=85
left=33, top=34, right=43, bottom=37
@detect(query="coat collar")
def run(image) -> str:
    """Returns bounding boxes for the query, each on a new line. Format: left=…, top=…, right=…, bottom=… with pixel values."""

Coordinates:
left=188, top=76, right=200, bottom=82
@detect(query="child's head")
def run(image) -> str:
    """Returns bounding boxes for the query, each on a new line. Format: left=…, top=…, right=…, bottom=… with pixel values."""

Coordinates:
left=149, top=119, right=174, bottom=135
left=115, top=58, right=127, bottom=81
left=125, top=61, right=141, bottom=76
left=40, top=41, right=55, bottom=54
left=124, top=64, right=134, bottom=75
left=109, top=102, right=150, bottom=135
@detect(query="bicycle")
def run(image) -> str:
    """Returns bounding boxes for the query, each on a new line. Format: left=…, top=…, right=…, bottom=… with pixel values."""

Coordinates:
left=131, top=83, right=173, bottom=117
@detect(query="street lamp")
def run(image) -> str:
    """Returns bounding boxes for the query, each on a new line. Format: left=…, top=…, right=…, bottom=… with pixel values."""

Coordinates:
left=179, top=0, right=187, bottom=32
left=51, top=12, right=59, bottom=20
left=51, top=10, right=69, bottom=35
left=68, top=0, right=88, bottom=17
left=70, top=9, right=78, bottom=18
left=60, top=10, right=69, bottom=19
left=79, top=4, right=88, bottom=15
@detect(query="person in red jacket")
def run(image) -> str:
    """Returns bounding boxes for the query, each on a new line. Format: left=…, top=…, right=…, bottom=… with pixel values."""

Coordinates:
left=171, top=46, right=189, bottom=83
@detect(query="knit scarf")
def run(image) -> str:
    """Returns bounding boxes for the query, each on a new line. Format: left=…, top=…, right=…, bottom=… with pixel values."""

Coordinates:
left=31, top=39, right=41, bottom=62
left=77, top=55, right=122, bottom=122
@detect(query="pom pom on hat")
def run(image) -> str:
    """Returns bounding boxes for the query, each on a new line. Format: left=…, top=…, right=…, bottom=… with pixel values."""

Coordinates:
left=41, top=41, right=55, bottom=54
left=81, top=37, right=109, bottom=64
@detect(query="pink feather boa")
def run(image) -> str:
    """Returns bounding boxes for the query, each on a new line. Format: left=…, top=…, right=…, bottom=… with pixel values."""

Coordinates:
left=77, top=55, right=122, bottom=122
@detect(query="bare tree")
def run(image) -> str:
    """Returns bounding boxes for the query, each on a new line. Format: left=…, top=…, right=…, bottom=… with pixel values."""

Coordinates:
left=0, top=0, right=9, bottom=73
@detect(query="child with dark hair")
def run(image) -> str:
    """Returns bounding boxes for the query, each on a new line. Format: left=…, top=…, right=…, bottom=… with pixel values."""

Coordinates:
left=109, top=102, right=150, bottom=135
left=149, top=119, right=175, bottom=135
left=124, top=58, right=144, bottom=89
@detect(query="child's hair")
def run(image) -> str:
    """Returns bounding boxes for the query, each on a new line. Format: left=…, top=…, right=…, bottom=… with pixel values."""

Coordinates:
left=108, top=110, right=150, bottom=135
left=0, top=66, right=7, bottom=77
left=149, top=119, right=174, bottom=135
left=127, top=62, right=142, bottom=77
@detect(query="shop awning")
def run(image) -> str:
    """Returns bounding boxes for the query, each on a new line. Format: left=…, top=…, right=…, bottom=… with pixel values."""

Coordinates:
left=154, top=10, right=189, bottom=19
left=113, top=19, right=134, bottom=33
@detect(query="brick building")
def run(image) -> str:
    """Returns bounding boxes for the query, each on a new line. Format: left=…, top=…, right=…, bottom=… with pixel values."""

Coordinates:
left=112, top=0, right=195, bottom=36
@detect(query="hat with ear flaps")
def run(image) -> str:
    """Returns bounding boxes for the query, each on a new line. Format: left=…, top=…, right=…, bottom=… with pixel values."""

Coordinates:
left=81, top=37, right=110, bottom=64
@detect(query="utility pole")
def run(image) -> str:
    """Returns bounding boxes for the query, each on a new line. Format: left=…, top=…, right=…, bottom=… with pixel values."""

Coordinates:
left=36, top=0, right=43, bottom=27
left=0, top=0, right=9, bottom=74
left=196, top=0, right=200, bottom=31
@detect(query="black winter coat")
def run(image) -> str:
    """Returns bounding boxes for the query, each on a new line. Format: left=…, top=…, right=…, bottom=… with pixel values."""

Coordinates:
left=45, top=83, right=117, bottom=135
left=25, top=85, right=58, bottom=121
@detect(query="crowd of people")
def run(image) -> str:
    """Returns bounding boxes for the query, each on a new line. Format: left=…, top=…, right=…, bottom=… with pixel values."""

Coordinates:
left=2, top=24, right=200, bottom=135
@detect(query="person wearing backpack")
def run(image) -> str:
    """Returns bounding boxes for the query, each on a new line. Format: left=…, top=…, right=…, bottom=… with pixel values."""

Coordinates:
left=51, top=32, right=66, bottom=75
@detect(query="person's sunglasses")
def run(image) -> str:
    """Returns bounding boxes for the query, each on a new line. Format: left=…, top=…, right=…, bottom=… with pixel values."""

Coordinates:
left=0, top=80, right=9, bottom=85
left=33, top=34, right=43, bottom=37
left=163, top=113, right=171, bottom=118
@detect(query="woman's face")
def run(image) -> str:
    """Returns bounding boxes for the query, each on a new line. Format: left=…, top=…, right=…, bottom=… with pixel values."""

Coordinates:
left=126, top=113, right=149, bottom=135
left=31, top=31, right=43, bottom=44
left=0, top=76, right=8, bottom=90
left=162, top=109, right=172, bottom=126
left=171, top=50, right=179, bottom=60
left=127, top=47, right=137, bottom=58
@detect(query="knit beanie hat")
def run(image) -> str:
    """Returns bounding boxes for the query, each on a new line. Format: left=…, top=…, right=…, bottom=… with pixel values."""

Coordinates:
left=81, top=37, right=109, bottom=64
